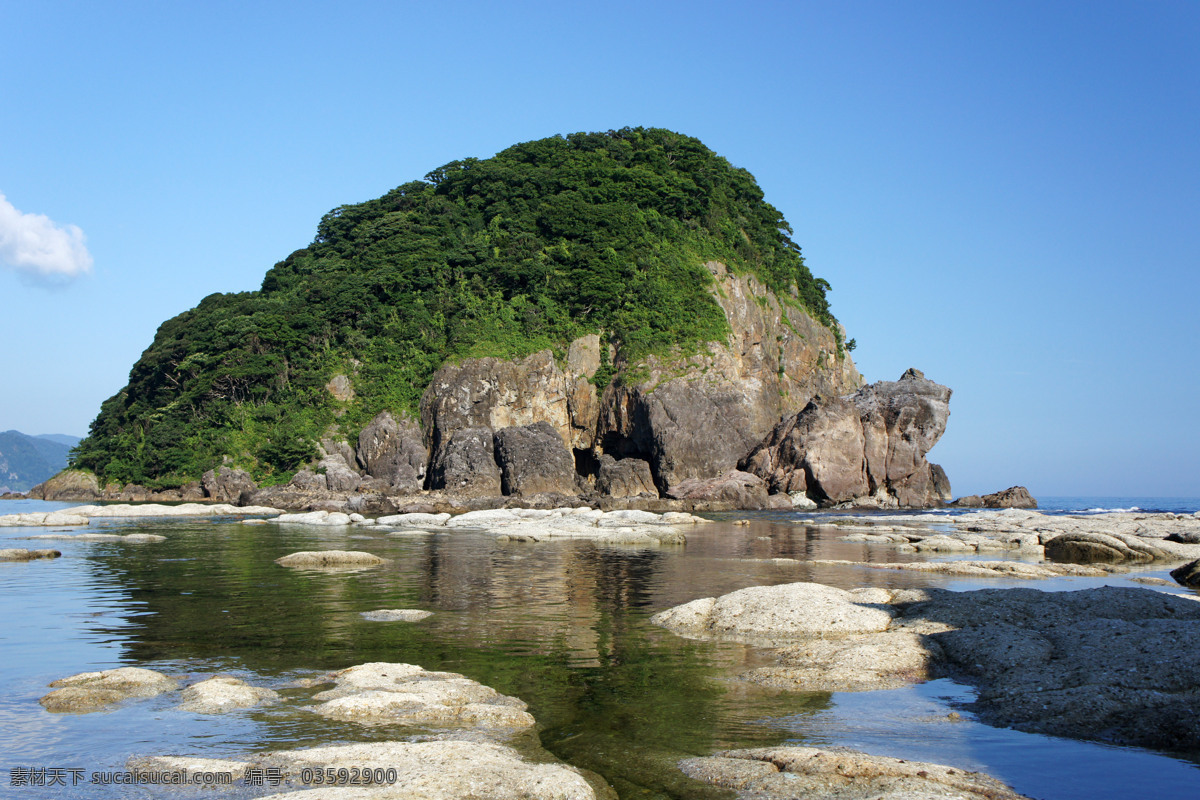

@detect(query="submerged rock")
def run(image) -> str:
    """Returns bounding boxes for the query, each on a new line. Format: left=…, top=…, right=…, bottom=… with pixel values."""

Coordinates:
left=179, top=676, right=280, bottom=714
left=681, top=746, right=1030, bottom=800
left=0, top=548, right=61, bottom=561
left=360, top=609, right=433, bottom=622
left=307, top=662, right=535, bottom=731
left=275, top=551, right=387, bottom=569
left=654, top=580, right=1200, bottom=752
left=40, top=667, right=179, bottom=713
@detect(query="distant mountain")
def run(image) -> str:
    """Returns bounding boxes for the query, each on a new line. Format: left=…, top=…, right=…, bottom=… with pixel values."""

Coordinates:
left=0, top=431, right=79, bottom=492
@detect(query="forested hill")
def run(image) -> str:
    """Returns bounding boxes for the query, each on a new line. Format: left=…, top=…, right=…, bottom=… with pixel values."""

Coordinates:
left=72, top=128, right=841, bottom=487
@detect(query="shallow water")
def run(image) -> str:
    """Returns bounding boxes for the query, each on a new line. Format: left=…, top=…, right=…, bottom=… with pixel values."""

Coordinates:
left=1, top=504, right=1197, bottom=799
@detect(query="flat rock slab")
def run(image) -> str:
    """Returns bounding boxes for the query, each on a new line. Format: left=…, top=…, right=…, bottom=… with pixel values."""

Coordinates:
left=41, top=667, right=179, bottom=713
left=272, top=511, right=353, bottom=526
left=681, top=746, right=1030, bottom=800
left=0, top=503, right=282, bottom=527
left=276, top=551, right=387, bottom=569
left=811, top=559, right=1111, bottom=579
left=307, top=662, right=535, bottom=731
left=654, top=580, right=1200, bottom=752
left=360, top=609, right=433, bottom=622
left=0, top=548, right=61, bottom=561
left=28, top=532, right=166, bottom=543
left=258, top=740, right=599, bottom=800
left=179, top=676, right=280, bottom=714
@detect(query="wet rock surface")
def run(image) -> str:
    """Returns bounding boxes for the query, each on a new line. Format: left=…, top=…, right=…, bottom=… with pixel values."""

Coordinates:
left=653, top=580, right=1200, bottom=752
left=40, top=667, right=179, bottom=713
left=0, top=547, right=61, bottom=560
left=681, top=746, right=1030, bottom=800
left=306, top=662, right=535, bottom=730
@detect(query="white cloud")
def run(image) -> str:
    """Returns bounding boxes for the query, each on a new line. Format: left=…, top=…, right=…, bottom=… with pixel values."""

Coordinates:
left=0, top=192, right=93, bottom=280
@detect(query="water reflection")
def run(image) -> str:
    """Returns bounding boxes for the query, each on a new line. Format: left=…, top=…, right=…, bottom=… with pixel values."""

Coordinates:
left=3, top=512, right=1196, bottom=800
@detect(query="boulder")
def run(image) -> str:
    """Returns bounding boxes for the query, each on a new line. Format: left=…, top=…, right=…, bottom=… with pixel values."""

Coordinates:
left=651, top=582, right=894, bottom=642
left=741, top=369, right=951, bottom=507
left=307, top=662, right=535, bottom=730
left=355, top=410, right=427, bottom=490
left=421, top=348, right=595, bottom=470
left=28, top=470, right=101, bottom=501
left=427, top=426, right=502, bottom=497
left=950, top=494, right=984, bottom=508
left=1170, top=559, right=1200, bottom=588
left=740, top=396, right=866, bottom=504
left=40, top=667, right=179, bottom=713
left=595, top=264, right=861, bottom=494
left=179, top=676, right=280, bottom=714
left=316, top=453, right=361, bottom=493
left=666, top=470, right=771, bottom=509
left=1043, top=531, right=1167, bottom=564
left=595, top=455, right=658, bottom=498
left=981, top=486, right=1038, bottom=508
left=493, top=422, right=577, bottom=496
left=201, top=466, right=257, bottom=504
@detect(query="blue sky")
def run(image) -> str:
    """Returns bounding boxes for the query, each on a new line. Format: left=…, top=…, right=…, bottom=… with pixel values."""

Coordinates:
left=1, top=1, right=1196, bottom=497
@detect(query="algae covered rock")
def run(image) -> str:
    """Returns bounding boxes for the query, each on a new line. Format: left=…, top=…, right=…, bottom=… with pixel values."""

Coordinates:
left=275, top=551, right=387, bottom=569
left=40, top=667, right=179, bottom=713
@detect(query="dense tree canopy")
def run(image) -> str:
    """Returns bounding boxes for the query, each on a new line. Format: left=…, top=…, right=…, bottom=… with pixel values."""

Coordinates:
left=73, top=128, right=840, bottom=486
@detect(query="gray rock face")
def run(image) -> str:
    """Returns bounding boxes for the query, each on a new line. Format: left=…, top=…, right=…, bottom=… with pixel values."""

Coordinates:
left=596, top=264, right=862, bottom=494
left=493, top=422, right=577, bottom=496
left=595, top=455, right=657, bottom=498
left=355, top=411, right=427, bottom=490
left=317, top=454, right=362, bottom=493
left=981, top=485, right=1038, bottom=508
left=201, top=466, right=257, bottom=504
left=666, top=470, right=771, bottom=509
left=427, top=427, right=502, bottom=497
left=741, top=369, right=951, bottom=507
left=681, top=746, right=1030, bottom=800
left=421, top=348, right=596, bottom=468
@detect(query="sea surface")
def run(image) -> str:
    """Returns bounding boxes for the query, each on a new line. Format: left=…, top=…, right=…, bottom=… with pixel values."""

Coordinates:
left=0, top=497, right=1197, bottom=799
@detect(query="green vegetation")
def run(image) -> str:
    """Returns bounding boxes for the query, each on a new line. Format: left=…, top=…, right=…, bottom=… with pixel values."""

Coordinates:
left=72, top=128, right=839, bottom=486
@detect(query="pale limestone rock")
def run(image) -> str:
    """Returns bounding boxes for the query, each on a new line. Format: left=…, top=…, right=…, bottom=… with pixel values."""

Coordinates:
left=260, top=740, right=598, bottom=800
left=179, top=676, right=280, bottom=714
left=307, top=662, right=535, bottom=730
